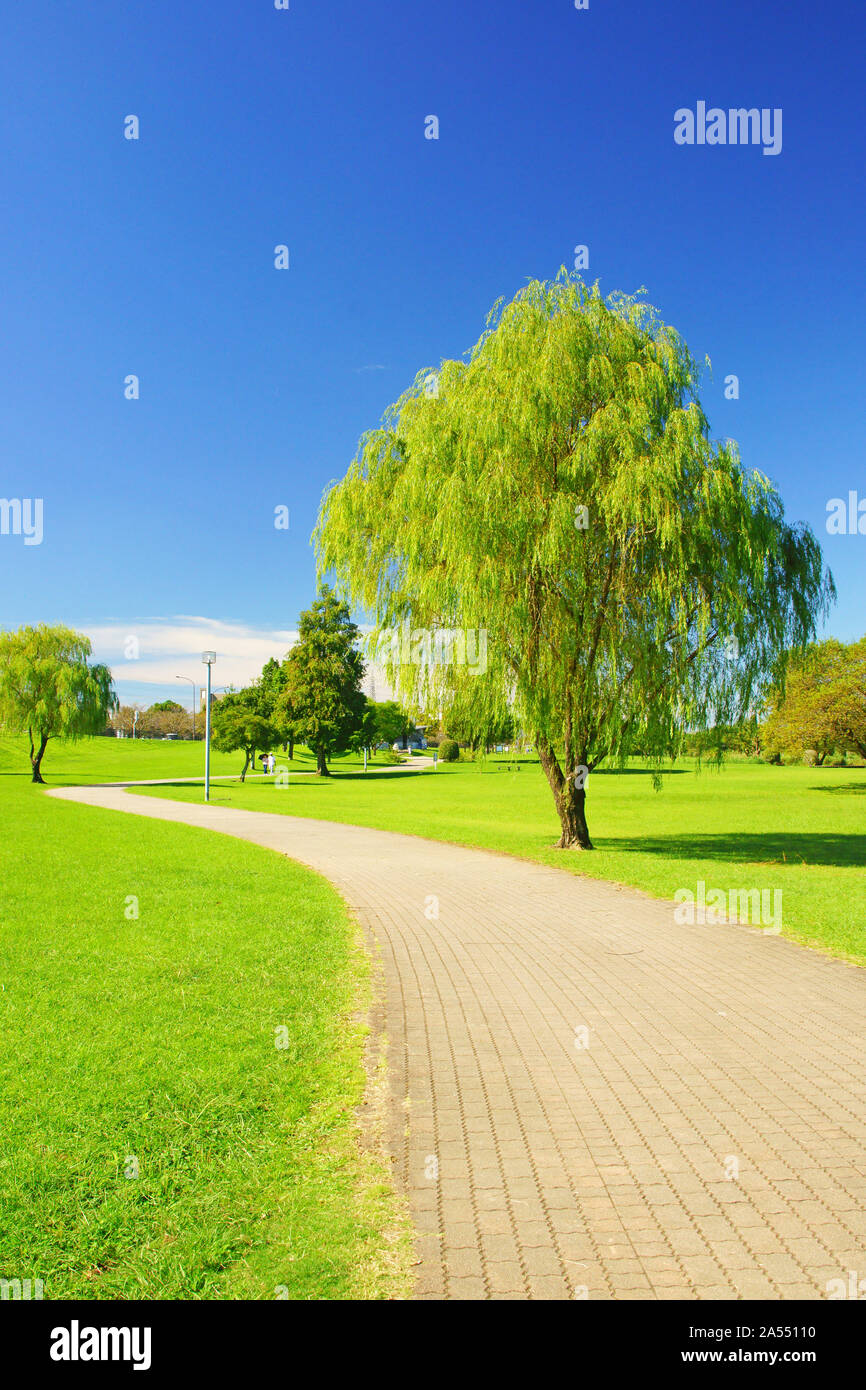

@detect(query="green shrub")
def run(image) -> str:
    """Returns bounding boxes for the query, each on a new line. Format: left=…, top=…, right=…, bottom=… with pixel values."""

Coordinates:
left=374, top=748, right=403, bottom=765
left=438, top=738, right=459, bottom=762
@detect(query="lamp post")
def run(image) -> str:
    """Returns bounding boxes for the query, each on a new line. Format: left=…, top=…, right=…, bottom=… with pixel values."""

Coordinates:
left=201, top=652, right=216, bottom=801
left=176, top=675, right=196, bottom=739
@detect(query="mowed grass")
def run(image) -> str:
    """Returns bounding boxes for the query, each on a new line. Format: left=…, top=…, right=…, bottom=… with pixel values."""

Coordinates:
left=0, top=756, right=411, bottom=1300
left=128, top=752, right=866, bottom=967
left=0, top=734, right=400, bottom=786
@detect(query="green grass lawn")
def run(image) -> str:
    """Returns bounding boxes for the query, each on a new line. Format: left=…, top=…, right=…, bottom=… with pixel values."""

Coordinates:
left=0, top=753, right=411, bottom=1300
left=0, top=734, right=401, bottom=786
left=124, top=750, right=866, bottom=967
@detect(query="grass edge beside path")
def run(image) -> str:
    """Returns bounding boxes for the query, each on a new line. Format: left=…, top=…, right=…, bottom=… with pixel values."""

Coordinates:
left=0, top=780, right=413, bottom=1301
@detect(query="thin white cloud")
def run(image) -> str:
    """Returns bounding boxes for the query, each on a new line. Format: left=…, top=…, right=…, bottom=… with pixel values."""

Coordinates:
left=79, top=615, right=399, bottom=704
left=82, top=617, right=297, bottom=690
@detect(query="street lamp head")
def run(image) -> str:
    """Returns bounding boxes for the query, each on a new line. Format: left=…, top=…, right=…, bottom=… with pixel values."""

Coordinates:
left=201, top=651, right=216, bottom=665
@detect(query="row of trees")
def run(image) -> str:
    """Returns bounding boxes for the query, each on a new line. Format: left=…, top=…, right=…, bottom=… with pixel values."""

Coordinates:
left=683, top=638, right=865, bottom=764
left=108, top=700, right=199, bottom=740
left=1, top=615, right=859, bottom=793
left=211, top=590, right=415, bottom=779
left=0, top=609, right=420, bottom=783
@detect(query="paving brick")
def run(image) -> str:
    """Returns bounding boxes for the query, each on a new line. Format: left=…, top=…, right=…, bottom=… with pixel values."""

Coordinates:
left=445, top=1245, right=484, bottom=1278
left=481, top=1233, right=520, bottom=1264
left=529, top=1275, right=571, bottom=1300
left=448, top=1276, right=487, bottom=1300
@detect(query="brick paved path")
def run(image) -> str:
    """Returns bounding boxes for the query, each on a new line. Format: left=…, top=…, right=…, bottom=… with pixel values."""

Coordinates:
left=50, top=784, right=866, bottom=1301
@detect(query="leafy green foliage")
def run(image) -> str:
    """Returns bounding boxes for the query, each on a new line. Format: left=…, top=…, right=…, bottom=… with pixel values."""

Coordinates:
left=0, top=624, right=116, bottom=780
left=438, top=738, right=459, bottom=762
left=367, top=700, right=410, bottom=748
left=210, top=703, right=282, bottom=781
left=256, top=657, right=287, bottom=718
left=276, top=588, right=367, bottom=775
left=446, top=696, right=515, bottom=751
left=762, top=637, right=866, bottom=763
left=316, top=273, right=833, bottom=845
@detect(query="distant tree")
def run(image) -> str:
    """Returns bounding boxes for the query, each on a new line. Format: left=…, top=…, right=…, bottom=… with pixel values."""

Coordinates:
left=148, top=699, right=185, bottom=713
left=686, top=716, right=761, bottom=760
left=761, top=638, right=866, bottom=763
left=277, top=588, right=367, bottom=775
left=256, top=658, right=285, bottom=716
left=255, top=655, right=299, bottom=757
left=141, top=707, right=195, bottom=740
left=108, top=704, right=144, bottom=737
left=316, top=273, right=833, bottom=846
left=351, top=702, right=379, bottom=756
left=210, top=703, right=281, bottom=782
left=445, top=692, right=515, bottom=752
left=369, top=700, right=410, bottom=748
left=0, top=624, right=116, bottom=781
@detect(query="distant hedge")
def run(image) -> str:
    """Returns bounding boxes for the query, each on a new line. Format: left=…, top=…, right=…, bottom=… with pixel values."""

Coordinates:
left=438, top=738, right=459, bottom=762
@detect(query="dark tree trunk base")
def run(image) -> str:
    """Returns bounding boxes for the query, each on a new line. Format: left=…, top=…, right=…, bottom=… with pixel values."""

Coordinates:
left=535, top=732, right=594, bottom=849
left=29, top=732, right=49, bottom=784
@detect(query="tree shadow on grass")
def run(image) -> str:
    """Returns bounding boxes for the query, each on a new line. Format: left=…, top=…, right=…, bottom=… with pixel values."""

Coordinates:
left=590, top=767, right=689, bottom=776
left=809, top=781, right=866, bottom=795
left=600, top=831, right=866, bottom=869
left=324, top=768, right=428, bottom=783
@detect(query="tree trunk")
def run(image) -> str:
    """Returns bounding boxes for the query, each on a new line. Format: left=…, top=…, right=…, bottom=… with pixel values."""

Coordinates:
left=239, top=748, right=251, bottom=782
left=536, top=731, right=594, bottom=849
left=288, top=736, right=294, bottom=760
left=29, top=731, right=49, bottom=784
left=316, top=747, right=329, bottom=776
left=554, top=783, right=592, bottom=848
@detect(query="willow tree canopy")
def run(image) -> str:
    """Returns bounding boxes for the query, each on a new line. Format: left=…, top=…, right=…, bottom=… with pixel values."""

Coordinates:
left=315, top=274, right=832, bottom=847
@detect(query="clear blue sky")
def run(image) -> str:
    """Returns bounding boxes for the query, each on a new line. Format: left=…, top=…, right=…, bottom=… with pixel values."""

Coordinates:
left=1, top=0, right=863, bottom=704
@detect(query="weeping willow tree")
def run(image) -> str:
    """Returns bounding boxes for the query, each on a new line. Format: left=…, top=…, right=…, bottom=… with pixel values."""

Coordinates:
left=315, top=274, right=832, bottom=847
left=0, top=624, right=116, bottom=782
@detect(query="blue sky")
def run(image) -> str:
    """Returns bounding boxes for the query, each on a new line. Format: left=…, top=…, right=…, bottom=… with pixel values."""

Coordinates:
left=1, top=0, right=863, bottom=707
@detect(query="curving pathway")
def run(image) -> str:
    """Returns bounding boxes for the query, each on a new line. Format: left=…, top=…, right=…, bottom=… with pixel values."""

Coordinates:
left=48, top=782, right=866, bottom=1301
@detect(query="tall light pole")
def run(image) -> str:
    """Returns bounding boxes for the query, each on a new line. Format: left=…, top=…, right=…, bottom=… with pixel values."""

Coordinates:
left=202, top=652, right=216, bottom=801
left=176, top=675, right=196, bottom=739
